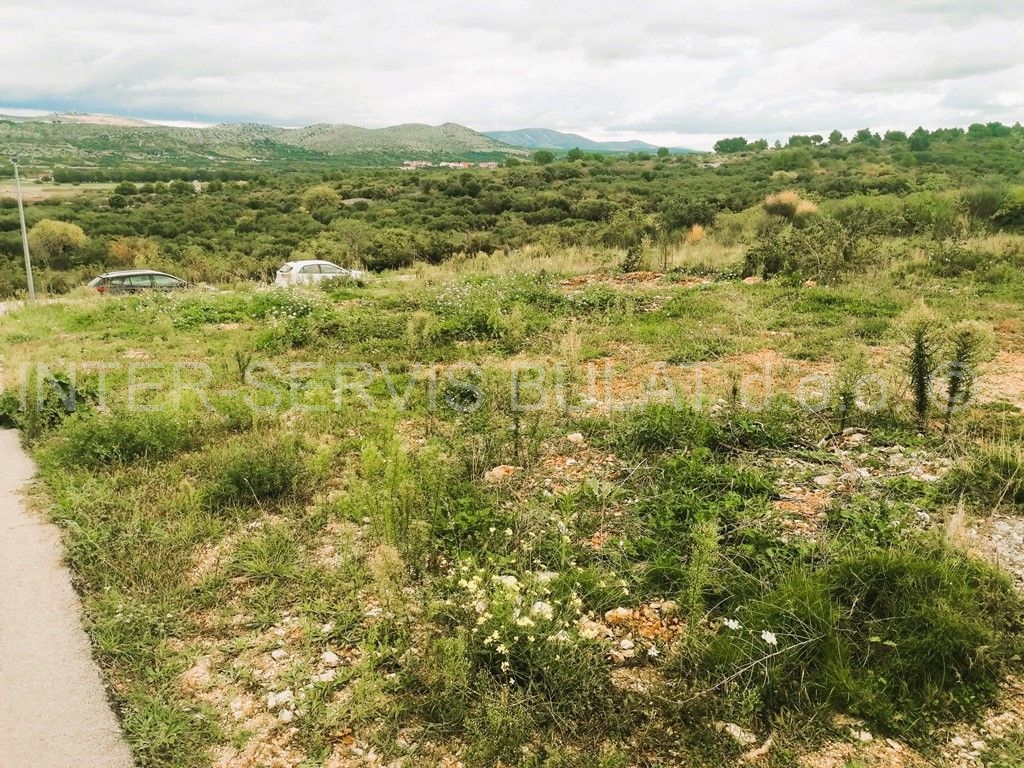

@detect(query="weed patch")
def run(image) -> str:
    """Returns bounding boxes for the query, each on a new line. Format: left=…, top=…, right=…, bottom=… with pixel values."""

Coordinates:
left=701, top=544, right=1022, bottom=735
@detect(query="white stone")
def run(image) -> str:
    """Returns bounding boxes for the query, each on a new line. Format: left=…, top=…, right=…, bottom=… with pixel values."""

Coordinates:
left=271, top=649, right=288, bottom=661
left=566, top=432, right=585, bottom=444
left=715, top=721, right=758, bottom=745
left=579, top=618, right=612, bottom=640
left=321, top=651, right=341, bottom=667
left=278, top=708, right=295, bottom=723
left=267, top=688, right=294, bottom=710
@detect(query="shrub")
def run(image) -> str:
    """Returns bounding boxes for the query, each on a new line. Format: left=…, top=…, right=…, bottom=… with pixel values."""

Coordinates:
left=702, top=544, right=1022, bottom=734
left=201, top=436, right=308, bottom=512
left=230, top=525, right=300, bottom=581
left=44, top=410, right=199, bottom=469
left=941, top=321, right=993, bottom=434
left=743, top=217, right=858, bottom=282
left=762, top=190, right=818, bottom=222
left=961, top=184, right=1008, bottom=224
left=993, top=188, right=1024, bottom=230
left=448, top=566, right=610, bottom=722
left=609, top=403, right=720, bottom=456
left=906, top=315, right=936, bottom=432
left=685, top=223, right=707, bottom=244
left=945, top=442, right=1024, bottom=507
left=0, top=370, right=95, bottom=440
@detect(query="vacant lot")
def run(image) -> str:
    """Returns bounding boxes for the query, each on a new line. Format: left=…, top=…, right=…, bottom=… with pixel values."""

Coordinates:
left=0, top=180, right=118, bottom=202
left=3, top=225, right=1024, bottom=767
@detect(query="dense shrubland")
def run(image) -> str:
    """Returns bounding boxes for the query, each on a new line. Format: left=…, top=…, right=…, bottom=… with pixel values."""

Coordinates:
left=2, top=124, right=1024, bottom=295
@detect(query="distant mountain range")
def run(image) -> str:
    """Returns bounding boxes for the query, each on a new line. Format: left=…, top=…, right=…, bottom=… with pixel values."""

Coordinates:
left=0, top=112, right=692, bottom=171
left=482, top=127, right=695, bottom=154
left=0, top=113, right=524, bottom=169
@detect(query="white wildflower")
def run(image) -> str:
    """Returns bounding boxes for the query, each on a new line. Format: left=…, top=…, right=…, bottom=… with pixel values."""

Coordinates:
left=496, top=575, right=519, bottom=590
left=761, top=630, right=778, bottom=646
left=530, top=601, right=554, bottom=621
left=723, top=618, right=741, bottom=630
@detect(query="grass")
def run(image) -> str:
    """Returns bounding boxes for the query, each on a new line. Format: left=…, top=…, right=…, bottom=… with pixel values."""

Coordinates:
left=701, top=543, right=1021, bottom=734
left=4, top=239, right=1024, bottom=767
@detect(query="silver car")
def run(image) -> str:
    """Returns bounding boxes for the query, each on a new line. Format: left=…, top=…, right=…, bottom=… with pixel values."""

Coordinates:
left=274, top=260, right=365, bottom=287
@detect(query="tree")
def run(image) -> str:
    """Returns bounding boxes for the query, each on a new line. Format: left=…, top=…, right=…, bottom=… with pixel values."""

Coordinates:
left=27, top=220, right=88, bottom=269
left=108, top=237, right=160, bottom=268
left=713, top=137, right=749, bottom=154
left=787, top=134, right=822, bottom=147
left=566, top=147, right=585, bottom=162
left=828, top=129, right=846, bottom=146
left=908, top=127, right=931, bottom=151
left=987, top=122, right=1011, bottom=137
left=532, top=149, right=555, bottom=165
left=660, top=195, right=717, bottom=231
left=656, top=147, right=670, bottom=158
left=851, top=128, right=881, bottom=146
left=301, top=183, right=341, bottom=224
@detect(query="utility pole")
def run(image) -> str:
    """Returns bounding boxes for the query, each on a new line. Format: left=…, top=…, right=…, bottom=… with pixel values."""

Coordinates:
left=11, top=158, right=35, bottom=302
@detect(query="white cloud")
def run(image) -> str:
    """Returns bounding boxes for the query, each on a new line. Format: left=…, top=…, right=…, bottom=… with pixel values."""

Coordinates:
left=2, top=0, right=1022, bottom=149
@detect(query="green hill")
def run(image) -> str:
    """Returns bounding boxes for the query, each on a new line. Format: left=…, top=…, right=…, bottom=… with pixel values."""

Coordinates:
left=0, top=114, right=523, bottom=173
left=482, top=127, right=694, bottom=154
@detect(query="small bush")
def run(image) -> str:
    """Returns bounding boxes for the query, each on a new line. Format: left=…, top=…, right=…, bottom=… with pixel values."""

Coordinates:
left=945, top=442, right=1024, bottom=507
left=610, top=403, right=720, bottom=456
left=685, top=224, right=707, bottom=244
left=962, top=184, right=1008, bottom=224
left=44, top=410, right=199, bottom=469
left=0, top=370, right=94, bottom=439
left=763, top=190, right=818, bottom=222
left=702, top=544, right=1022, bottom=734
left=201, top=436, right=308, bottom=512
left=743, top=217, right=858, bottom=282
left=448, top=566, right=611, bottom=722
left=230, top=525, right=300, bottom=581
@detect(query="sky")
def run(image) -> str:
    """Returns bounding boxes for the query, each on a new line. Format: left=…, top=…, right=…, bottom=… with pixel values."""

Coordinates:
left=3, top=0, right=1023, bottom=150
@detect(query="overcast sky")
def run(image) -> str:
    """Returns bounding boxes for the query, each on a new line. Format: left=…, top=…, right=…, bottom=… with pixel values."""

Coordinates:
left=3, top=0, right=1023, bottom=149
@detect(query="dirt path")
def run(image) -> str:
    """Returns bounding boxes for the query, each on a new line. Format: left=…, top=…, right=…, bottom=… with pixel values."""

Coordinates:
left=0, top=430, right=135, bottom=768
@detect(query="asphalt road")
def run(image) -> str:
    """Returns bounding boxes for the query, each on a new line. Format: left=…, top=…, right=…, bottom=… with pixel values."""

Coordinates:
left=0, top=429, right=135, bottom=768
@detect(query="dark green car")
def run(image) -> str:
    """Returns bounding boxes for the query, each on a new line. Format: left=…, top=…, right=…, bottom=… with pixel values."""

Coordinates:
left=88, top=270, right=187, bottom=294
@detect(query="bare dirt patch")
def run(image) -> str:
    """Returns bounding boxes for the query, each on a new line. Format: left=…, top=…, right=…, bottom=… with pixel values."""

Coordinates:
left=976, top=351, right=1024, bottom=411
left=559, top=271, right=667, bottom=288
